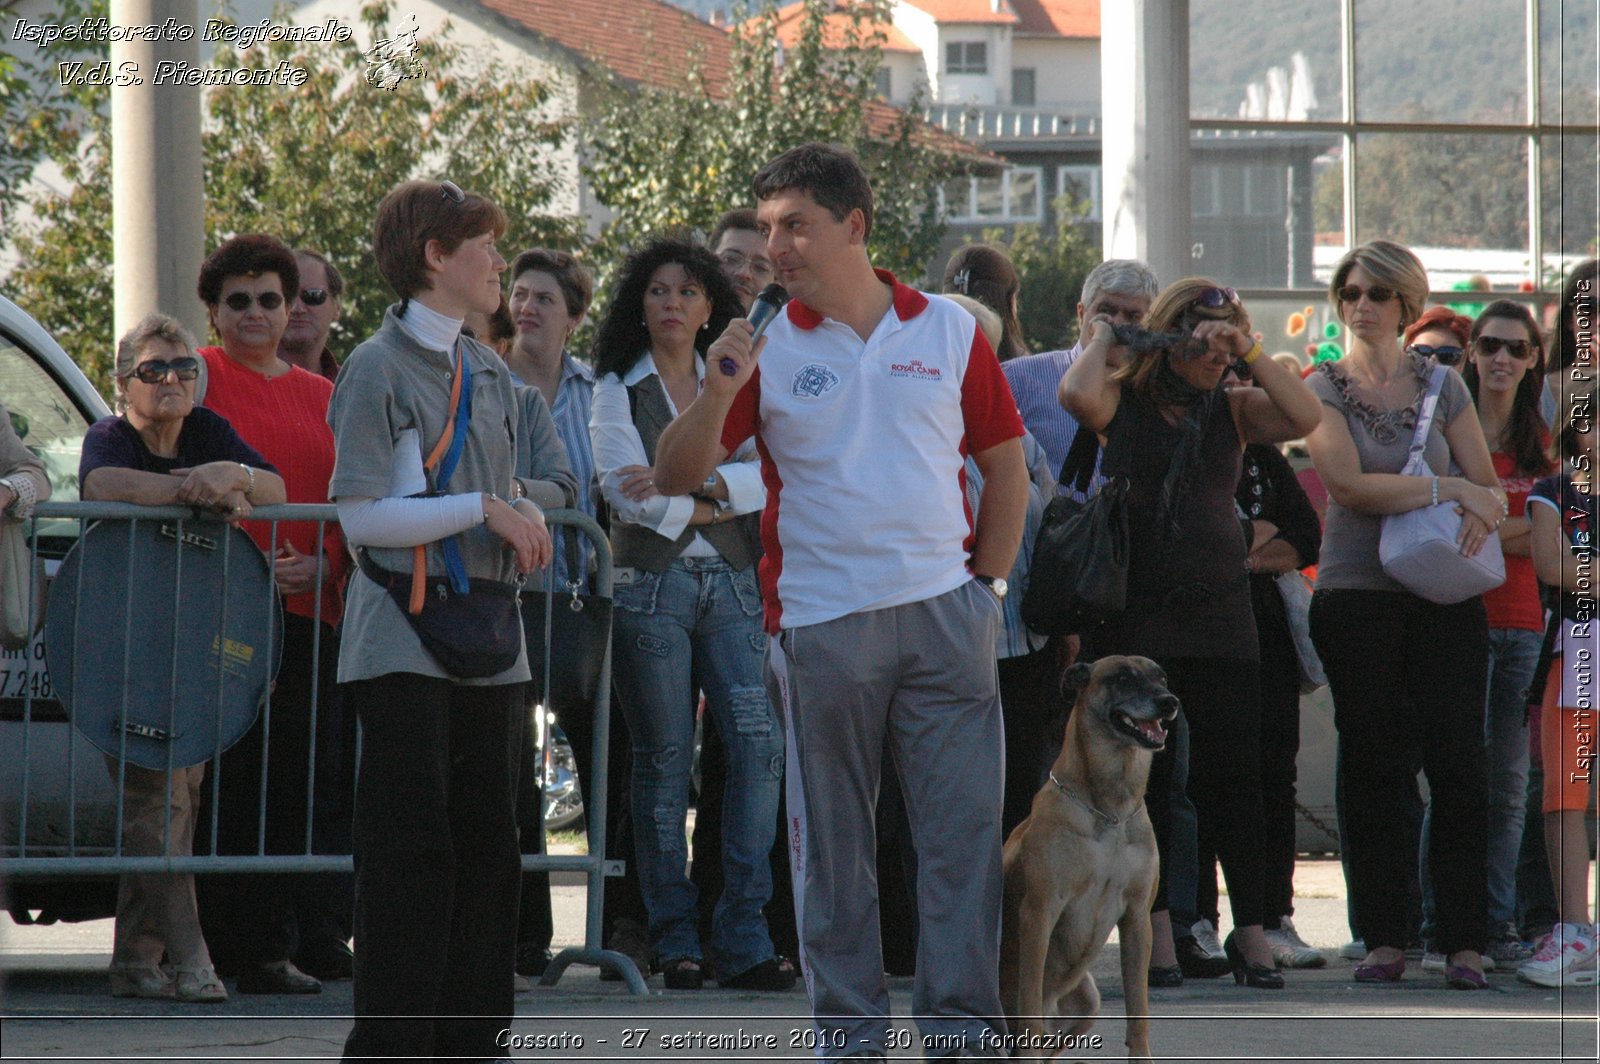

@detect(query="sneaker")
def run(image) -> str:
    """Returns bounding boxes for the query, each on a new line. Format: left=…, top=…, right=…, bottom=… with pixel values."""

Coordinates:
left=1338, top=938, right=1366, bottom=960
left=1191, top=919, right=1227, bottom=961
left=1518, top=923, right=1600, bottom=988
left=1265, top=917, right=1327, bottom=969
left=1486, top=932, right=1534, bottom=968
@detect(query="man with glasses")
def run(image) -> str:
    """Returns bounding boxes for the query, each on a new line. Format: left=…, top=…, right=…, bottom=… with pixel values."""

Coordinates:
left=279, top=250, right=344, bottom=382
left=709, top=208, right=775, bottom=313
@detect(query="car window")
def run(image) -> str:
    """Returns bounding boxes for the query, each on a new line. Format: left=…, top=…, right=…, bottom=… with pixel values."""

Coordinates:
left=0, top=330, right=94, bottom=541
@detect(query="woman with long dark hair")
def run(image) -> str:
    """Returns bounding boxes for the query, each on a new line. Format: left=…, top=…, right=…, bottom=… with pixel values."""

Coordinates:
left=1419, top=300, right=1555, bottom=971
left=1061, top=277, right=1322, bottom=988
left=588, top=237, right=791, bottom=991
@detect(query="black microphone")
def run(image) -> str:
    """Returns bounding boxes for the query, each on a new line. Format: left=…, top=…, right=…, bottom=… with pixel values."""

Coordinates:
left=720, top=283, right=789, bottom=376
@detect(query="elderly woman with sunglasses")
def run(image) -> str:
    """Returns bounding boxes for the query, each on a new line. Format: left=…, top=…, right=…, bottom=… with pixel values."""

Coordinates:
left=192, top=233, right=351, bottom=994
left=80, top=313, right=287, bottom=1004
left=1303, top=240, right=1504, bottom=990
left=1061, top=278, right=1322, bottom=989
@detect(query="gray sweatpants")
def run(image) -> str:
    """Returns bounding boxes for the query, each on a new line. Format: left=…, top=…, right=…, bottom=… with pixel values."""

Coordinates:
left=767, top=580, right=1007, bottom=1060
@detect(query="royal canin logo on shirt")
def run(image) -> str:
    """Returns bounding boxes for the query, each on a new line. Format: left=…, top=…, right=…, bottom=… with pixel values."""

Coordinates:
left=888, top=359, right=942, bottom=381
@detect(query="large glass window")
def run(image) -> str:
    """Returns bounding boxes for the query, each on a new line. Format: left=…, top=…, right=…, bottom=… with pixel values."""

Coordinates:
left=1058, top=165, right=1102, bottom=221
left=944, top=167, right=1046, bottom=223
left=1189, top=0, right=1586, bottom=305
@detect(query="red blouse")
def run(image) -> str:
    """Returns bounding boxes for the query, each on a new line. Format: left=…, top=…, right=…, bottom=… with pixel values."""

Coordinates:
left=199, top=347, right=345, bottom=627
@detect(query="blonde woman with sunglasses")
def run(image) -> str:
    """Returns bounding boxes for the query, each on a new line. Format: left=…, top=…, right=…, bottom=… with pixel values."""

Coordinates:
left=1304, top=240, right=1504, bottom=990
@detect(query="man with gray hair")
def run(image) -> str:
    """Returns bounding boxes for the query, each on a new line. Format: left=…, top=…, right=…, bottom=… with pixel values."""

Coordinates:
left=1001, top=258, right=1157, bottom=483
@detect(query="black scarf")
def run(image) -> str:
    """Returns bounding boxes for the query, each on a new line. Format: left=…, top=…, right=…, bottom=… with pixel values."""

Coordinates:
left=1148, top=357, right=1222, bottom=542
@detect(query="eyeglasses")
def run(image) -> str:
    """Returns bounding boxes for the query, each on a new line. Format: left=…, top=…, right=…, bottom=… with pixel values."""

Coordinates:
left=297, top=288, right=329, bottom=307
left=1406, top=343, right=1465, bottom=366
left=131, top=356, right=201, bottom=384
left=222, top=290, right=285, bottom=312
left=1475, top=336, right=1534, bottom=359
left=718, top=250, right=775, bottom=280
left=440, top=180, right=465, bottom=204
left=1338, top=284, right=1397, bottom=304
left=1194, top=286, right=1239, bottom=310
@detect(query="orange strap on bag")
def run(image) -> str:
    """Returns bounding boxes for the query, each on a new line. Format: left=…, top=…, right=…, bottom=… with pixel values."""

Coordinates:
left=409, top=348, right=466, bottom=615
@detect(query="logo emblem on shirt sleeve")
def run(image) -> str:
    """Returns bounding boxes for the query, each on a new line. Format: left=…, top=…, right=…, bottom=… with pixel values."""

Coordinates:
left=792, top=364, right=840, bottom=398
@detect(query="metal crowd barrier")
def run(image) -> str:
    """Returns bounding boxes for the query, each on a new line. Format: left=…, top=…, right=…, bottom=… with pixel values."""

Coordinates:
left=0, top=502, right=640, bottom=993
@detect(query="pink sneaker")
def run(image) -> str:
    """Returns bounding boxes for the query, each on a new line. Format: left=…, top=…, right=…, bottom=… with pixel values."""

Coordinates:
left=1517, top=923, right=1599, bottom=988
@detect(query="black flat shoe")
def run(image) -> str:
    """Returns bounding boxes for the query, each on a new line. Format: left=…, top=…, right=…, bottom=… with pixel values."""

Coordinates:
left=294, top=939, right=354, bottom=981
left=514, top=943, right=553, bottom=978
left=1147, top=964, right=1183, bottom=988
left=660, top=955, right=704, bottom=990
left=1224, top=931, right=1284, bottom=989
left=720, top=955, right=798, bottom=991
left=1175, top=934, right=1232, bottom=979
left=236, top=960, right=322, bottom=995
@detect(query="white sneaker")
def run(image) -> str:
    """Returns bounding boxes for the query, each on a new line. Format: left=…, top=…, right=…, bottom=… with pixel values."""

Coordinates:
left=1338, top=938, right=1366, bottom=960
left=1191, top=919, right=1227, bottom=960
left=1518, top=923, right=1600, bottom=988
left=1265, top=917, right=1327, bottom=969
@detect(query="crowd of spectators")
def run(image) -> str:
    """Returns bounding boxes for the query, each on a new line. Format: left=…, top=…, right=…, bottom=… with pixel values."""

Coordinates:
left=56, top=143, right=1598, bottom=1059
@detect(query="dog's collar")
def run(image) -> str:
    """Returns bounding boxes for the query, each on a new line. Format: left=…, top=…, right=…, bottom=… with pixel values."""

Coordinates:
left=1049, top=771, right=1123, bottom=828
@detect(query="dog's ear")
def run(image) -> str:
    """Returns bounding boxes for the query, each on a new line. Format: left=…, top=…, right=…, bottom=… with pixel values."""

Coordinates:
left=1059, top=661, right=1094, bottom=705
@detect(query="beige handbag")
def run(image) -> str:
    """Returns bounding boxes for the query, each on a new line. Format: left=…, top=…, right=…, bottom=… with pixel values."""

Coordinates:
left=0, top=516, right=45, bottom=649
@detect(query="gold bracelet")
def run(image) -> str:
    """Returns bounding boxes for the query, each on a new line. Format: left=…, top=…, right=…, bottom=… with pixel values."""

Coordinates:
left=1242, top=340, right=1264, bottom=365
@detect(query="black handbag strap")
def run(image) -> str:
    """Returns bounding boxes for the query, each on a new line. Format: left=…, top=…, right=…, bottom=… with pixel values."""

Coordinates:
left=1059, top=423, right=1101, bottom=495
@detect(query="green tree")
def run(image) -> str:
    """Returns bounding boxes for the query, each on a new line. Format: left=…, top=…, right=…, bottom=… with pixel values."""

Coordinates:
left=582, top=0, right=961, bottom=293
left=0, top=0, right=104, bottom=224
left=981, top=196, right=1101, bottom=354
left=4, top=1, right=576, bottom=396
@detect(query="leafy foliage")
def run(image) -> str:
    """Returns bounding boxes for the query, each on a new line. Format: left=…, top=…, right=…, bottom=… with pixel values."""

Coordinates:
left=582, top=0, right=960, bottom=296
left=981, top=197, right=1100, bottom=354
left=4, top=1, right=575, bottom=397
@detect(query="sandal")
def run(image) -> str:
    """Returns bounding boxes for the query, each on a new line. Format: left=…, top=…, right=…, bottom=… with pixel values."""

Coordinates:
left=719, top=955, right=797, bottom=991
left=660, top=955, right=704, bottom=990
left=172, top=965, right=228, bottom=1004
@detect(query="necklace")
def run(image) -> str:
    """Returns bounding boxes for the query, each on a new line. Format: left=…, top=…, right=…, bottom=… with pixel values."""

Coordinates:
left=1048, top=771, right=1123, bottom=828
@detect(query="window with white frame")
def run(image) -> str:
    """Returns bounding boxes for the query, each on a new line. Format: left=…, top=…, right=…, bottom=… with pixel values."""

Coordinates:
left=946, top=41, right=987, bottom=75
left=1057, top=165, right=1101, bottom=220
left=944, top=167, right=1045, bottom=223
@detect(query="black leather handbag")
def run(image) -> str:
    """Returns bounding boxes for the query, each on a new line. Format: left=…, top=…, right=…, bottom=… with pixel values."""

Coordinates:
left=521, top=533, right=611, bottom=711
left=1020, top=425, right=1130, bottom=636
left=358, top=549, right=523, bottom=679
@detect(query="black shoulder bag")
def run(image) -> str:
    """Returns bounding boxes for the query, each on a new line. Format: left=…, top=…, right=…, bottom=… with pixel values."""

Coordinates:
left=1019, top=422, right=1130, bottom=636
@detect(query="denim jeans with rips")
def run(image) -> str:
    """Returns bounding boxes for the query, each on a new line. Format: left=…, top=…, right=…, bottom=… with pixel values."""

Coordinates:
left=611, top=556, right=783, bottom=977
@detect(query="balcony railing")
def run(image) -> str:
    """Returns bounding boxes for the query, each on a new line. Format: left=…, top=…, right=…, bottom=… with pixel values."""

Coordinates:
left=924, top=102, right=1099, bottom=140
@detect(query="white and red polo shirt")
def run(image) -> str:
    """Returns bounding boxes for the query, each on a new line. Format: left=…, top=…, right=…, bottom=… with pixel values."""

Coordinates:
left=720, top=270, right=1024, bottom=632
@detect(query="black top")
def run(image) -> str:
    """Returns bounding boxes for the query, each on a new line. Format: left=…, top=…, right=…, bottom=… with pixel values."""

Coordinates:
left=1100, top=390, right=1257, bottom=661
left=80, top=409, right=274, bottom=481
left=1237, top=442, right=1323, bottom=672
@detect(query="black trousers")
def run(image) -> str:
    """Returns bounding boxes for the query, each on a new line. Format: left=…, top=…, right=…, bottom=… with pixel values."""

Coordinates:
left=198, top=614, right=343, bottom=968
left=1145, top=657, right=1267, bottom=928
left=341, top=674, right=521, bottom=1063
left=1197, top=630, right=1302, bottom=927
left=998, top=646, right=1065, bottom=839
left=1309, top=588, right=1489, bottom=956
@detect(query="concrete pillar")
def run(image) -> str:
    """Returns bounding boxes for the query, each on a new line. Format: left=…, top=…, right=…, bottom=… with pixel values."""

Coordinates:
left=111, top=0, right=205, bottom=345
left=1099, top=0, right=1191, bottom=286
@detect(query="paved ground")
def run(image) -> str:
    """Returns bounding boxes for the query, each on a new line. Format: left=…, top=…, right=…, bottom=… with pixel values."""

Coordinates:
left=3, top=861, right=1597, bottom=1062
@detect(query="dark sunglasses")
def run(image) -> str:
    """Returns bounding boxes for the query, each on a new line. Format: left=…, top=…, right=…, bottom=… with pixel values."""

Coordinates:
left=1338, top=284, right=1397, bottom=304
left=1475, top=336, right=1534, bottom=359
left=297, top=288, right=329, bottom=307
left=1406, top=343, right=1465, bottom=366
left=132, top=356, right=201, bottom=384
left=440, top=180, right=465, bottom=204
left=1194, top=286, right=1240, bottom=310
left=222, top=290, right=285, bottom=312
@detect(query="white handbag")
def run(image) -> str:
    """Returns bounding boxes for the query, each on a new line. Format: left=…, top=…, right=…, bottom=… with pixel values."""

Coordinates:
left=1378, top=364, right=1505, bottom=604
left=0, top=516, right=45, bottom=649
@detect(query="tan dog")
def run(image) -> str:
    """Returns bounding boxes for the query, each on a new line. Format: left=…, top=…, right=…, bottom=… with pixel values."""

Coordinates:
left=1000, top=655, right=1178, bottom=1063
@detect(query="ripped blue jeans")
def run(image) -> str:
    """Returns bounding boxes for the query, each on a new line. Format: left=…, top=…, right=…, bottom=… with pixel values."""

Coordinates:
left=611, top=555, right=783, bottom=975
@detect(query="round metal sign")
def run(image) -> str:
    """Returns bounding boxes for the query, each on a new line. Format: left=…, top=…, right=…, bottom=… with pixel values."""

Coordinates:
left=47, top=517, right=283, bottom=770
